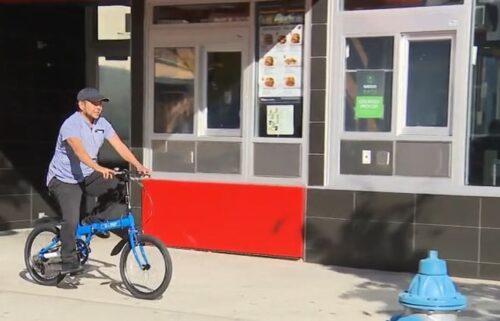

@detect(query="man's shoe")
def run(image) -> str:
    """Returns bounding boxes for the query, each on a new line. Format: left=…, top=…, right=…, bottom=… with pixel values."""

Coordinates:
left=60, top=262, right=84, bottom=275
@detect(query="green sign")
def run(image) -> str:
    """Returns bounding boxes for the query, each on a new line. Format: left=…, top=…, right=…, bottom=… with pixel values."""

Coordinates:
left=354, top=70, right=385, bottom=119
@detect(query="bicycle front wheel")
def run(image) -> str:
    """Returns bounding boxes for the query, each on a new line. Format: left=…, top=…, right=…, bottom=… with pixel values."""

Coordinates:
left=119, top=234, right=172, bottom=300
left=24, top=225, right=63, bottom=286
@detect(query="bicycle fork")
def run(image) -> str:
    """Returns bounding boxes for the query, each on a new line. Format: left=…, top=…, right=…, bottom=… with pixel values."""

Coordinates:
left=128, top=231, right=151, bottom=271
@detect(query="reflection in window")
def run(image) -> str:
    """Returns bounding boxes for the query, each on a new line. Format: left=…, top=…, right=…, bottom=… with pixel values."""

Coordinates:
left=345, top=37, right=393, bottom=132
left=406, top=40, right=451, bottom=127
left=97, top=57, right=131, bottom=167
left=154, top=47, right=195, bottom=134
left=344, top=0, right=463, bottom=11
left=468, top=2, right=500, bottom=186
left=206, top=52, right=241, bottom=130
left=153, top=3, right=249, bottom=24
left=99, top=57, right=131, bottom=142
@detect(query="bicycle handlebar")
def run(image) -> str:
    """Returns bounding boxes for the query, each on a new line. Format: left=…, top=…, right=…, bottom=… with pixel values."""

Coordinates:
left=113, top=168, right=155, bottom=224
left=113, top=168, right=151, bottom=181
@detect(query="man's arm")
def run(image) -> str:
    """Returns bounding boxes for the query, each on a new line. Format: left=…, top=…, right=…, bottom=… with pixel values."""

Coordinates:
left=66, top=137, right=115, bottom=179
left=107, top=133, right=151, bottom=174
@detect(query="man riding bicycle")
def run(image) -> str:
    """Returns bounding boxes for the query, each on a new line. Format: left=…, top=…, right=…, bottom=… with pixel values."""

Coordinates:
left=46, top=87, right=150, bottom=275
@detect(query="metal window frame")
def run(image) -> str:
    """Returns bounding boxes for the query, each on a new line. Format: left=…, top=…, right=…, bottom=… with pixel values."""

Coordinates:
left=327, top=3, right=480, bottom=195
left=397, top=32, right=455, bottom=136
left=342, top=35, right=396, bottom=136
left=143, top=0, right=310, bottom=186
left=199, top=42, right=245, bottom=137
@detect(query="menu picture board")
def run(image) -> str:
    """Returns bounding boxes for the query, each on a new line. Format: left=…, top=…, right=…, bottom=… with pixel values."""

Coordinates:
left=256, top=1, right=305, bottom=138
left=255, top=0, right=305, bottom=137
left=258, top=24, right=303, bottom=98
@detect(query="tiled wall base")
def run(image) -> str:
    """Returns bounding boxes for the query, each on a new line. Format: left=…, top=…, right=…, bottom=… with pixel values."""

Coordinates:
left=305, top=189, right=500, bottom=281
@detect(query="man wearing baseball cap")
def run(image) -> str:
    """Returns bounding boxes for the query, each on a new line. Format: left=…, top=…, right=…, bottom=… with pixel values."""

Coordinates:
left=46, top=87, right=150, bottom=275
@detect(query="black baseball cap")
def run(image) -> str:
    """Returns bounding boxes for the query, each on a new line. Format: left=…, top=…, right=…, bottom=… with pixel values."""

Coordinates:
left=77, top=87, right=109, bottom=102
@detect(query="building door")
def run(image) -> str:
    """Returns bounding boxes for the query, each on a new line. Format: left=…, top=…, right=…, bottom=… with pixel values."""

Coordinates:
left=0, top=5, right=86, bottom=229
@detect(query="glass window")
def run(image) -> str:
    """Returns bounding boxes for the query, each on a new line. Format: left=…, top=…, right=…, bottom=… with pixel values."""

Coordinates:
left=154, top=47, right=195, bottom=134
left=97, top=56, right=131, bottom=167
left=99, top=57, right=131, bottom=142
left=406, top=39, right=451, bottom=127
left=206, top=51, right=241, bottom=130
left=468, top=1, right=500, bottom=186
left=153, top=3, right=249, bottom=24
left=98, top=5, right=131, bottom=40
left=344, top=0, right=463, bottom=11
left=344, top=37, right=393, bottom=132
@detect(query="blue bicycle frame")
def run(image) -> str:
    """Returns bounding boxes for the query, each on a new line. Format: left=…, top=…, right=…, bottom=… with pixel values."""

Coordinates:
left=75, top=212, right=137, bottom=241
left=74, top=212, right=149, bottom=269
left=38, top=170, right=150, bottom=269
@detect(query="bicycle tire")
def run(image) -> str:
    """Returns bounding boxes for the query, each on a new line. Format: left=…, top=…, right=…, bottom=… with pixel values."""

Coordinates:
left=24, top=225, right=64, bottom=286
left=119, top=234, right=172, bottom=300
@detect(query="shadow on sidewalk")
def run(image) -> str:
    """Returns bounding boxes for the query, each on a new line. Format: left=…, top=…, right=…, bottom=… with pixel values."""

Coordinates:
left=330, top=265, right=500, bottom=320
left=0, top=229, right=17, bottom=237
left=0, top=217, right=17, bottom=236
left=19, top=258, right=146, bottom=299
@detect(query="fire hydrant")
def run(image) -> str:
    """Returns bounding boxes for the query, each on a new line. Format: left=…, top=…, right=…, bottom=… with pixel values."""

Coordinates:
left=390, top=250, right=467, bottom=321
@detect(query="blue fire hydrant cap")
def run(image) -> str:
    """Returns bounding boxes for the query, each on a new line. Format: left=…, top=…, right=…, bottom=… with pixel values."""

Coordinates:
left=419, top=250, right=447, bottom=275
left=399, top=250, right=467, bottom=311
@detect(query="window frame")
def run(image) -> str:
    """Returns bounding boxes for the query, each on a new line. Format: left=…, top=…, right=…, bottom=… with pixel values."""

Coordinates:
left=200, top=43, right=245, bottom=137
left=143, top=0, right=310, bottom=185
left=152, top=2, right=251, bottom=25
left=397, top=32, right=455, bottom=136
left=152, top=45, right=199, bottom=136
left=341, top=0, right=465, bottom=11
left=328, top=3, right=475, bottom=195
left=342, top=35, right=396, bottom=134
left=147, top=27, right=249, bottom=140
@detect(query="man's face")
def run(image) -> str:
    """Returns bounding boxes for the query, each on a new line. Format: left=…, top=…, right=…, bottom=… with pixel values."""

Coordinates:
left=78, top=100, right=103, bottom=120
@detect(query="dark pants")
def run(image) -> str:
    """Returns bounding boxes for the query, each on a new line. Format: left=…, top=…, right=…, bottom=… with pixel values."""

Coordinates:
left=48, top=172, right=126, bottom=263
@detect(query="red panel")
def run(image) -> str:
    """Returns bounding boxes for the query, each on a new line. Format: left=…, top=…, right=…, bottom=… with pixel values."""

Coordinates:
left=142, top=180, right=304, bottom=258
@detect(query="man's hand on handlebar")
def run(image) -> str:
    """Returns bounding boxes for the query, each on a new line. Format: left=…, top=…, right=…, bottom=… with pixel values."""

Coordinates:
left=97, top=166, right=116, bottom=179
left=135, top=164, right=152, bottom=177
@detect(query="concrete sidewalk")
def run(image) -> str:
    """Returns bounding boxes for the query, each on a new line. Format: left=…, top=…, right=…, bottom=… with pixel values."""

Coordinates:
left=0, top=230, right=499, bottom=321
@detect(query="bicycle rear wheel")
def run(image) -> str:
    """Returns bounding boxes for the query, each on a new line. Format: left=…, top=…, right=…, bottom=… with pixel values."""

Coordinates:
left=24, top=225, right=63, bottom=286
left=119, top=234, right=172, bottom=300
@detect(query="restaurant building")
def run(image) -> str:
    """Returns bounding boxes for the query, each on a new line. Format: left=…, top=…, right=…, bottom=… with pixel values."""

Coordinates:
left=1, top=0, right=500, bottom=280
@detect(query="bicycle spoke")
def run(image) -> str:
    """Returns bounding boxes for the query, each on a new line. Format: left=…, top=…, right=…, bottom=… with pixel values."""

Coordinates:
left=25, top=228, right=61, bottom=284
left=125, top=242, right=165, bottom=291
left=120, top=235, right=172, bottom=299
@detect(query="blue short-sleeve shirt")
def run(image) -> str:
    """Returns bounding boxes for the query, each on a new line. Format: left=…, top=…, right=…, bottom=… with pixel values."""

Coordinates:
left=46, top=112, right=115, bottom=185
